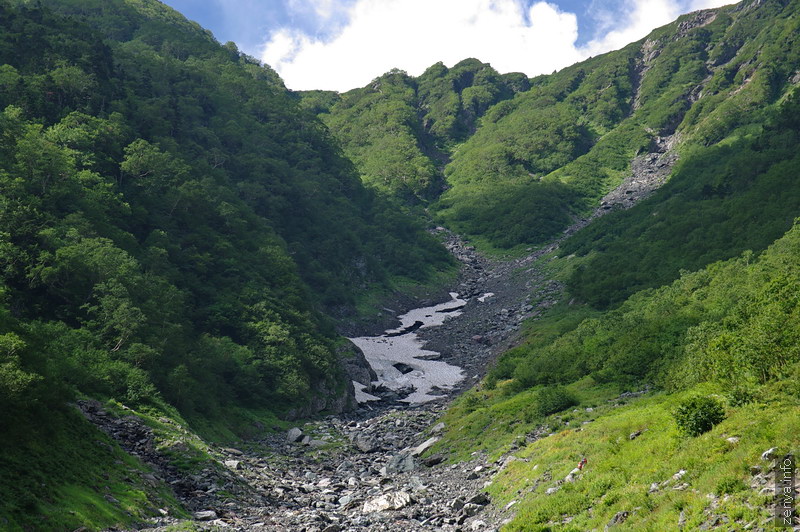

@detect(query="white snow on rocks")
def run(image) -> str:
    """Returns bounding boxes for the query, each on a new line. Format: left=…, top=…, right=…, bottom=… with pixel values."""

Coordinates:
left=349, top=293, right=466, bottom=404
left=352, top=381, right=380, bottom=402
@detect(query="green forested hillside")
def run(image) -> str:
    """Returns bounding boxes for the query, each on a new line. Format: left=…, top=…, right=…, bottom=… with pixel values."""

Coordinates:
left=442, top=0, right=800, bottom=248
left=313, top=0, right=800, bottom=254
left=3, top=0, right=800, bottom=529
left=563, top=87, right=800, bottom=307
left=299, top=58, right=529, bottom=201
left=0, top=0, right=452, bottom=429
left=0, top=1, right=455, bottom=526
left=437, top=202, right=800, bottom=531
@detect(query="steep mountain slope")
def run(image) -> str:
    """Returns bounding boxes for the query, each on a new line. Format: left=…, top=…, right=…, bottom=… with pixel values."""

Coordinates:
left=299, top=59, right=529, bottom=201
left=312, top=0, right=800, bottom=255
left=441, top=2, right=800, bottom=247
left=0, top=0, right=457, bottom=527
left=2, top=0, right=800, bottom=530
left=436, top=213, right=800, bottom=530
left=0, top=3, right=459, bottom=525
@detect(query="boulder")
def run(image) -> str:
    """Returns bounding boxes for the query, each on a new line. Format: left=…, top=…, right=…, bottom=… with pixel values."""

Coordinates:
left=467, top=493, right=490, bottom=506
left=382, top=451, right=416, bottom=475
left=353, top=432, right=379, bottom=453
left=564, top=468, right=581, bottom=483
left=606, top=511, right=629, bottom=528
left=362, top=491, right=413, bottom=513
left=193, top=510, right=217, bottom=521
left=286, top=427, right=304, bottom=443
left=430, top=422, right=446, bottom=434
left=410, top=437, right=439, bottom=457
left=422, top=454, right=444, bottom=467
left=462, top=503, right=481, bottom=517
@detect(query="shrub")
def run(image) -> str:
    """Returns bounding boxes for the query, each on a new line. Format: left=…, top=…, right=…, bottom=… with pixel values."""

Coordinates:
left=727, top=386, right=755, bottom=407
left=716, top=476, right=747, bottom=495
left=673, top=396, right=726, bottom=436
left=535, top=386, right=578, bottom=417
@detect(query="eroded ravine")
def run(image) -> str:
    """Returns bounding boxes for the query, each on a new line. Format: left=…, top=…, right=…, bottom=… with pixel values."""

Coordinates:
left=127, top=232, right=560, bottom=531
left=127, top=161, right=675, bottom=530
left=110, top=176, right=678, bottom=531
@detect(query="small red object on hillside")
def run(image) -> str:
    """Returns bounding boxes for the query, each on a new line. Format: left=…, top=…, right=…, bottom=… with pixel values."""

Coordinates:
left=578, top=457, right=587, bottom=470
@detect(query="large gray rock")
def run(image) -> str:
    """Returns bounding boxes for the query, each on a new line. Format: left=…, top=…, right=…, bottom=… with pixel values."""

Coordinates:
left=606, top=510, right=629, bottom=529
left=193, top=510, right=217, bottom=521
left=353, top=432, right=379, bottom=453
left=382, top=451, right=416, bottom=475
left=410, top=436, right=438, bottom=456
left=362, top=491, right=413, bottom=513
left=286, top=427, right=304, bottom=443
left=339, top=341, right=378, bottom=389
left=430, top=422, right=446, bottom=434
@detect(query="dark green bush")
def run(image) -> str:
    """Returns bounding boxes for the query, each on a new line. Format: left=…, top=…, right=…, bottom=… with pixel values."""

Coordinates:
left=716, top=476, right=747, bottom=495
left=673, top=396, right=726, bottom=436
left=727, top=387, right=756, bottom=407
left=535, top=386, right=578, bottom=417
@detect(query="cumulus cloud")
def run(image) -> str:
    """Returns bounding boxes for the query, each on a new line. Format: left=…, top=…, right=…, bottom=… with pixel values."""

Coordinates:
left=582, top=0, right=735, bottom=56
left=260, top=0, right=736, bottom=92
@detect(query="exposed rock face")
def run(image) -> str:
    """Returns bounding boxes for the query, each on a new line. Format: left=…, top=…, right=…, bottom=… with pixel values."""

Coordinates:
left=286, top=376, right=356, bottom=420
left=339, top=341, right=378, bottom=390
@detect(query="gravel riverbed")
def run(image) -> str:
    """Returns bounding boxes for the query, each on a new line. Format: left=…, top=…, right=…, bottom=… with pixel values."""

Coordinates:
left=88, top=232, right=565, bottom=531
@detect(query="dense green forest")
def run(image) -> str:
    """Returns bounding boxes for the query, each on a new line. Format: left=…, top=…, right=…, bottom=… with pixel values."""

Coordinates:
left=299, top=59, right=529, bottom=201
left=489, top=215, right=800, bottom=395
left=563, top=87, right=800, bottom=307
left=0, top=0, right=452, bottom=429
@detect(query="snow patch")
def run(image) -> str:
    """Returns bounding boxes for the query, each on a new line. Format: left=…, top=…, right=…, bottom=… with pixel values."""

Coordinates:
left=349, top=293, right=466, bottom=404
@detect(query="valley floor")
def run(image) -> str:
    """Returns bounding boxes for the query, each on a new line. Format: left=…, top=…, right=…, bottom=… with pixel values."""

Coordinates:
left=52, top=220, right=796, bottom=532
left=76, top=231, right=566, bottom=531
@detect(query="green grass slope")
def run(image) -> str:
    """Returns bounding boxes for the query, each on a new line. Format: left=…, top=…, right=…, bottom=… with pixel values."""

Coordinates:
left=433, top=217, right=800, bottom=530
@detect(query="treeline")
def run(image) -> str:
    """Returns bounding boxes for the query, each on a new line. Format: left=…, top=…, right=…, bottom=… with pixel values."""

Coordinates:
left=0, top=0, right=451, bottom=427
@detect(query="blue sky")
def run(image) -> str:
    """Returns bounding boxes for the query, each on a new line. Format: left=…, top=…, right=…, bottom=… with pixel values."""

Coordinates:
left=161, top=0, right=734, bottom=91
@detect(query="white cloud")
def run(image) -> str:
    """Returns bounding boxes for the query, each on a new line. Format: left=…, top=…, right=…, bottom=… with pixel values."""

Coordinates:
left=690, top=0, right=735, bottom=10
left=582, top=0, right=735, bottom=57
left=260, top=0, right=736, bottom=92
left=583, top=0, right=681, bottom=56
